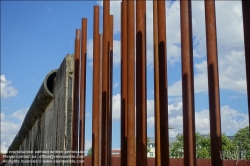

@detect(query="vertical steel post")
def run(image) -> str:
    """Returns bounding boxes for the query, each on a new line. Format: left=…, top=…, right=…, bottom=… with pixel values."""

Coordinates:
left=180, top=1, right=196, bottom=166
left=157, top=0, right=169, bottom=165
left=242, top=0, right=250, bottom=133
left=127, top=0, right=136, bottom=165
left=99, top=34, right=103, bottom=164
left=80, top=18, right=87, bottom=166
left=204, top=1, right=222, bottom=166
left=108, top=15, right=114, bottom=166
left=153, top=1, right=161, bottom=166
left=121, top=1, right=128, bottom=166
left=136, top=0, right=147, bottom=165
left=101, top=0, right=110, bottom=165
left=92, top=6, right=100, bottom=166
left=73, top=29, right=81, bottom=165
left=153, top=0, right=161, bottom=166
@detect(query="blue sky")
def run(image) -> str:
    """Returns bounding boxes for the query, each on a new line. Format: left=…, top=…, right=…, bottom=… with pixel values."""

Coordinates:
left=1, top=0, right=249, bottom=153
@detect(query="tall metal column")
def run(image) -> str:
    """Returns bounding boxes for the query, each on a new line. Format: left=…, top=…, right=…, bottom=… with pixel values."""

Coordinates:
left=204, top=1, right=222, bottom=166
left=242, top=0, right=250, bottom=133
left=180, top=1, right=196, bottom=166
left=157, top=0, right=169, bottom=165
left=108, top=15, right=114, bottom=166
left=92, top=6, right=100, bottom=166
left=121, top=1, right=128, bottom=166
left=79, top=18, right=87, bottom=166
left=127, top=0, right=136, bottom=165
left=73, top=29, right=81, bottom=165
left=101, top=0, right=110, bottom=165
left=136, top=0, right=147, bottom=165
left=153, top=1, right=161, bottom=166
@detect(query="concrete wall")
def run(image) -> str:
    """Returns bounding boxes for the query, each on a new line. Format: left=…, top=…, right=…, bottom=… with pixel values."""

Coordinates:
left=5, top=54, right=74, bottom=166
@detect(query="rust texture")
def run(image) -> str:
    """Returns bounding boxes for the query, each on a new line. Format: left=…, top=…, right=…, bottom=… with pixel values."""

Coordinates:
left=204, top=1, right=223, bottom=166
left=73, top=29, right=81, bottom=165
left=80, top=18, right=87, bottom=166
left=136, top=0, right=147, bottom=166
left=101, top=0, right=110, bottom=165
left=108, top=15, right=114, bottom=166
left=157, top=0, right=169, bottom=165
left=99, top=33, right=103, bottom=164
left=121, top=1, right=128, bottom=166
left=180, top=1, right=196, bottom=166
left=127, top=0, right=136, bottom=165
left=153, top=1, right=161, bottom=166
left=92, top=6, right=100, bottom=166
left=242, top=1, right=250, bottom=133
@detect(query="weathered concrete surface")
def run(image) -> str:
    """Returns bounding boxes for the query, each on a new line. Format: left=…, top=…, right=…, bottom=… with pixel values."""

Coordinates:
left=4, top=54, right=74, bottom=166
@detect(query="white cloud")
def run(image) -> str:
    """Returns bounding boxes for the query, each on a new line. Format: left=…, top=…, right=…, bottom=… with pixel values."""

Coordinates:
left=1, top=107, right=29, bottom=153
left=167, top=1, right=247, bottom=96
left=85, top=140, right=92, bottom=152
left=168, top=50, right=247, bottom=96
left=145, top=100, right=248, bottom=137
left=1, top=75, right=18, bottom=98
left=113, top=82, right=119, bottom=89
left=11, top=107, right=29, bottom=122
left=112, top=93, right=121, bottom=122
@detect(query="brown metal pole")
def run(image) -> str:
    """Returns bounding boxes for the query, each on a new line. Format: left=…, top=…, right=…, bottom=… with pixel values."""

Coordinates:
left=153, top=1, right=161, bottom=166
left=101, top=0, right=110, bottom=165
left=127, top=0, right=135, bottom=165
left=108, top=15, right=114, bottom=166
left=99, top=33, right=103, bottom=164
left=136, top=0, right=147, bottom=165
left=180, top=1, right=196, bottom=166
left=204, top=1, right=222, bottom=166
left=92, top=6, right=100, bottom=166
left=157, top=0, right=169, bottom=165
left=73, top=29, right=81, bottom=165
left=79, top=18, right=87, bottom=166
left=121, top=1, right=128, bottom=166
left=242, top=0, right=250, bottom=133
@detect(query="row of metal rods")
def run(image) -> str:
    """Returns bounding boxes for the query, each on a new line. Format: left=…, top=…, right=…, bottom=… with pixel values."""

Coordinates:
left=72, top=0, right=250, bottom=166
left=72, top=18, right=88, bottom=166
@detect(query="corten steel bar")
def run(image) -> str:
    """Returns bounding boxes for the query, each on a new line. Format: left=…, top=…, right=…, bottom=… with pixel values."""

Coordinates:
left=73, top=29, right=81, bottom=165
left=92, top=6, right=100, bottom=166
left=99, top=34, right=103, bottom=164
left=180, top=1, right=196, bottom=166
left=242, top=1, right=250, bottom=133
left=121, top=1, right=128, bottom=166
left=136, top=0, right=147, bottom=165
left=204, top=1, right=222, bottom=166
left=153, top=1, right=161, bottom=166
left=101, top=0, right=110, bottom=165
left=80, top=18, right=87, bottom=166
left=157, top=0, right=169, bottom=165
left=127, top=0, right=136, bottom=165
left=108, top=15, right=114, bottom=166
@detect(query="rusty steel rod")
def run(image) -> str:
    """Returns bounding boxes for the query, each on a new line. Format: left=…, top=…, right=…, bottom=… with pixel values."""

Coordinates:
left=127, top=0, right=136, bottom=165
left=73, top=29, right=81, bottom=165
left=242, top=0, right=250, bottom=134
left=157, top=0, right=169, bottom=165
left=204, top=1, right=222, bottom=166
left=92, top=6, right=100, bottom=166
left=79, top=18, right=87, bottom=166
left=153, top=1, right=161, bottom=166
left=121, top=1, right=128, bottom=166
left=101, top=0, right=110, bottom=165
left=99, top=33, right=103, bottom=164
left=108, top=15, right=114, bottom=166
left=136, top=0, right=147, bottom=165
left=180, top=1, right=196, bottom=166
